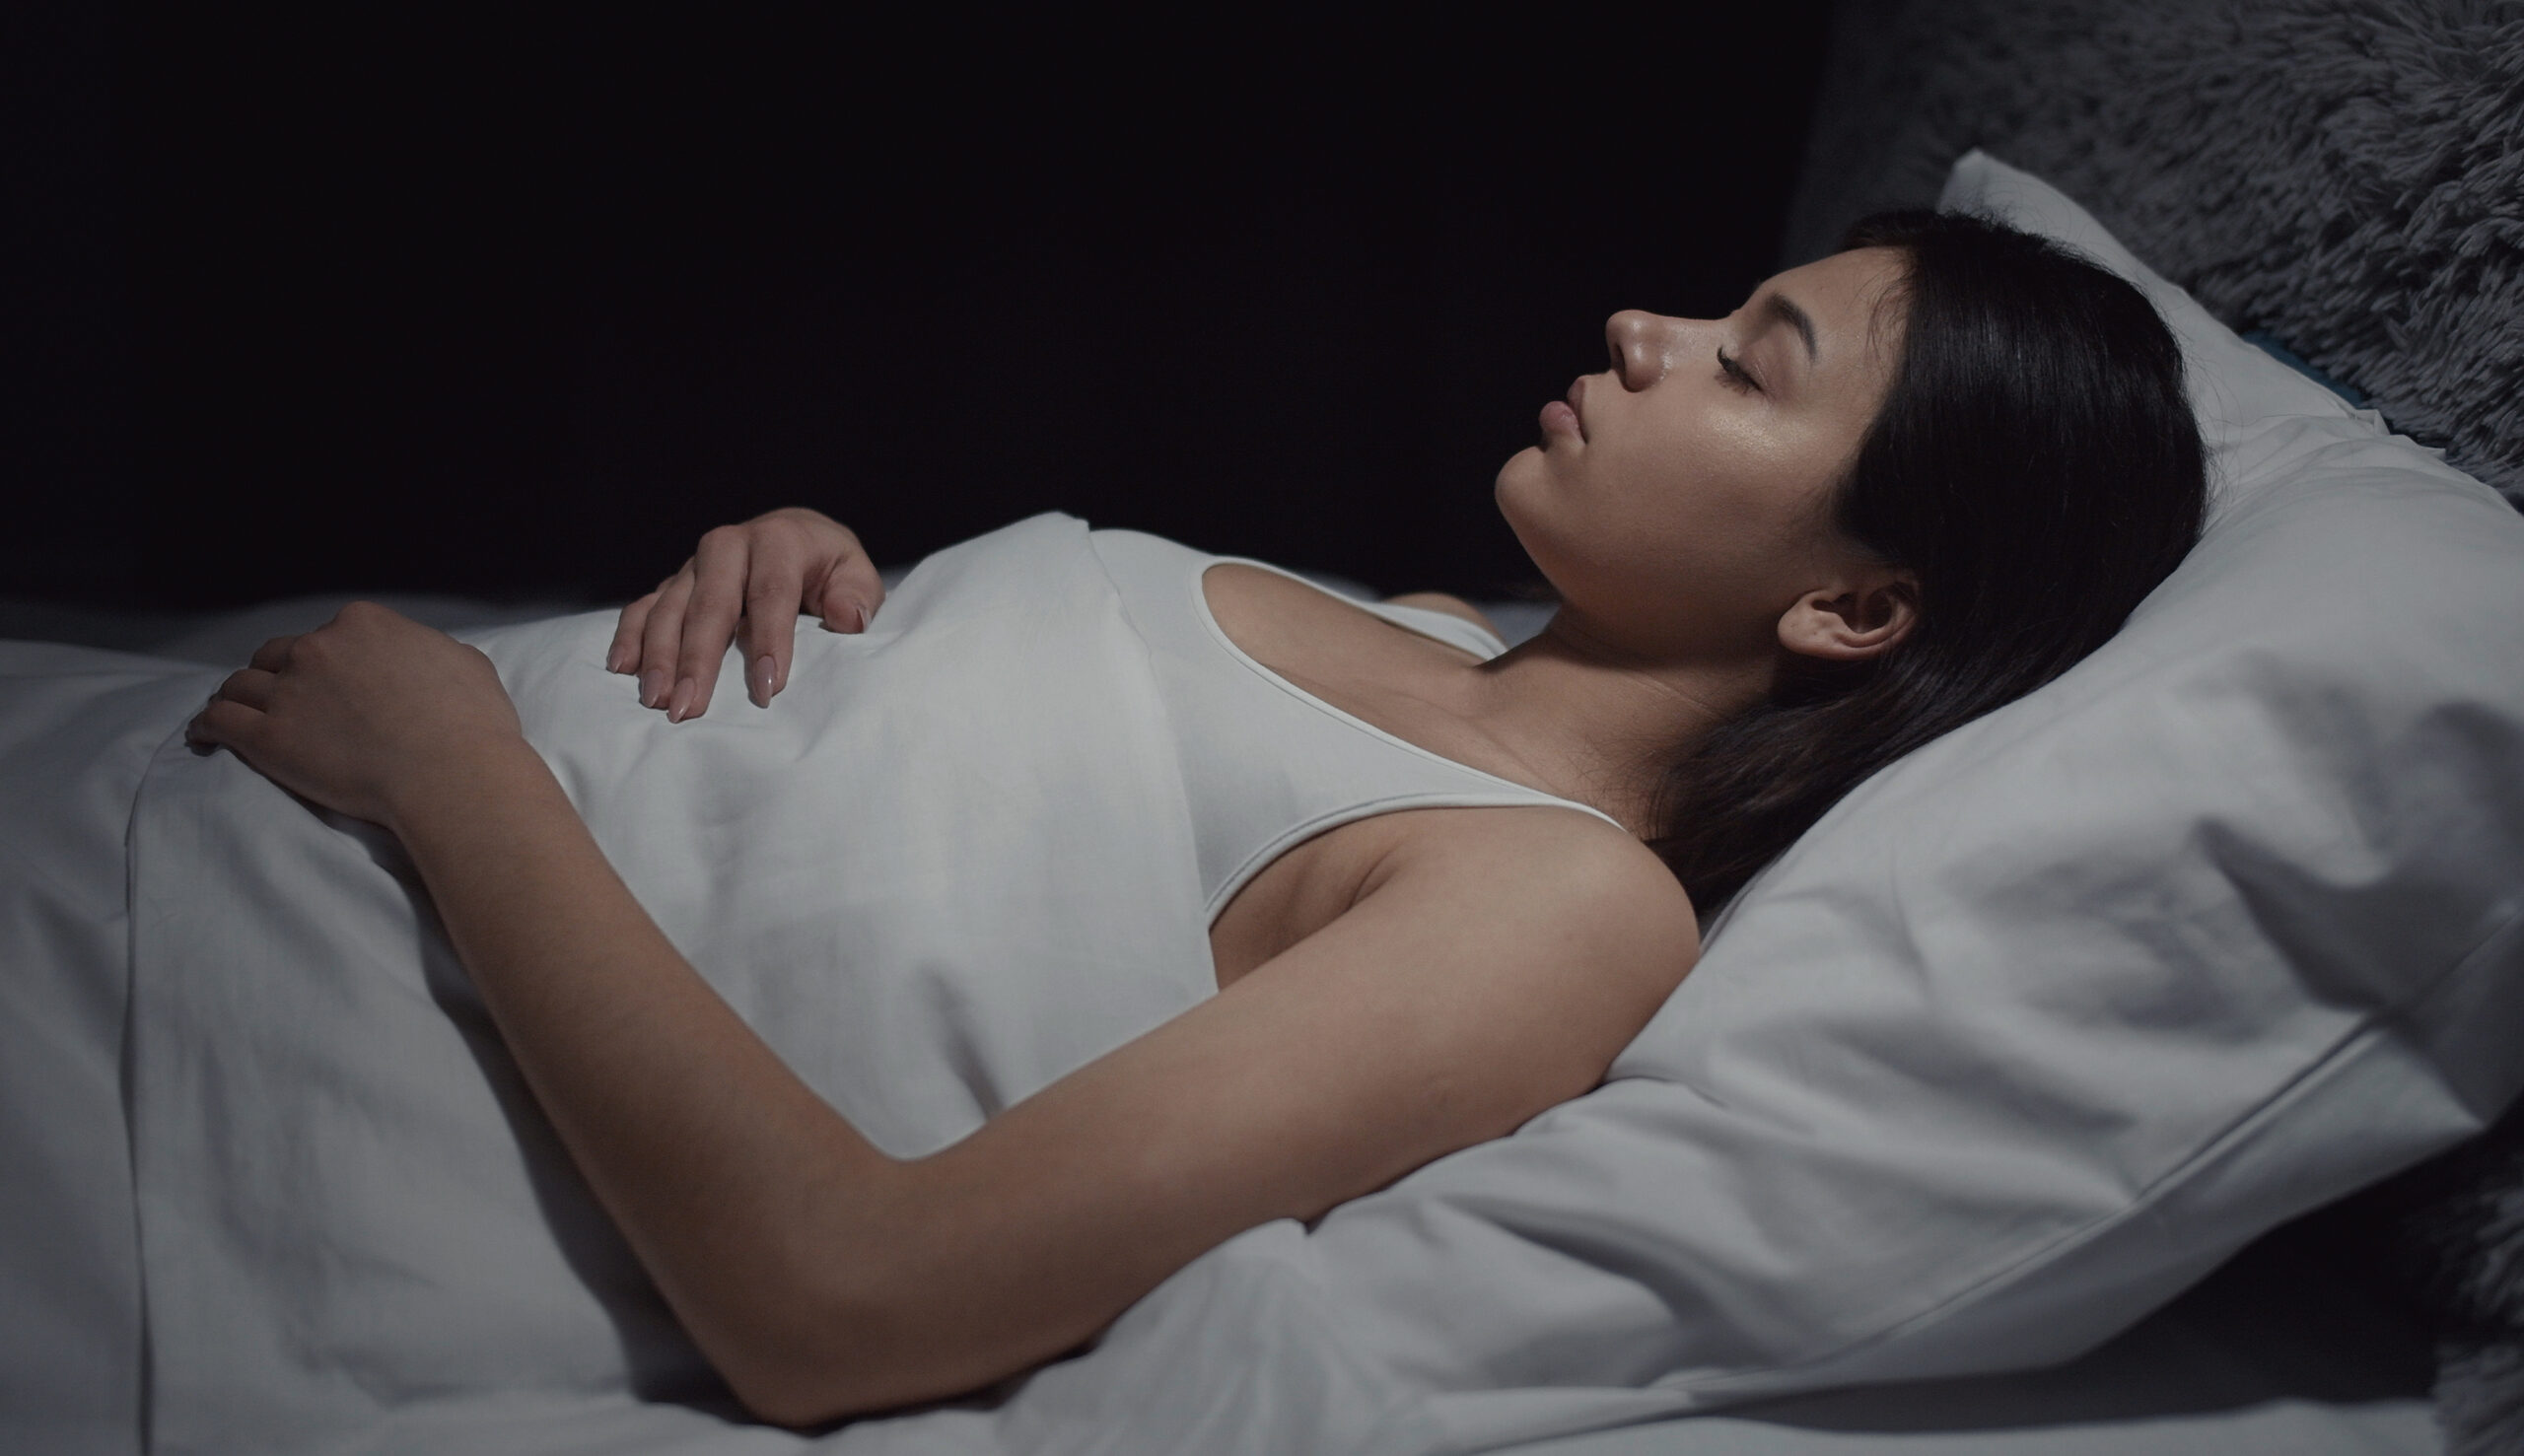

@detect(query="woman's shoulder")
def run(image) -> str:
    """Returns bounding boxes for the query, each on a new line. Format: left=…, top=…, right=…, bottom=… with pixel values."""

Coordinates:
left=1372, top=804, right=1702, bottom=970
left=1392, top=802, right=1689, bottom=898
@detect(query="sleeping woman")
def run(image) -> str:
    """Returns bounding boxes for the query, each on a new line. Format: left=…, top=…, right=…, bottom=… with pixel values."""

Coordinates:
left=178, top=210, right=2207, bottom=1427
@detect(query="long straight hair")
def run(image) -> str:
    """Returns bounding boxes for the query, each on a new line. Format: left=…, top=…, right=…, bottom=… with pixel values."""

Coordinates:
left=1648, top=211, right=2208, bottom=914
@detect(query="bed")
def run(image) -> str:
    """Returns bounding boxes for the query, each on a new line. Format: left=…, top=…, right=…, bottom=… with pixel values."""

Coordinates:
left=0, top=466, right=2467, bottom=1456
left=6, top=3, right=2520, bottom=1453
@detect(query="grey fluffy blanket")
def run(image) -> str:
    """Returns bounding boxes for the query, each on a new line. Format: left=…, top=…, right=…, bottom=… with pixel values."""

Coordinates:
left=2385, top=1105, right=2524, bottom=1456
left=1784, top=0, right=2524, bottom=506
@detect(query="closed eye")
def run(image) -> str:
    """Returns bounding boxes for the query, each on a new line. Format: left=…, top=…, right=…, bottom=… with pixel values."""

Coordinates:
left=1716, top=346, right=1762, bottom=393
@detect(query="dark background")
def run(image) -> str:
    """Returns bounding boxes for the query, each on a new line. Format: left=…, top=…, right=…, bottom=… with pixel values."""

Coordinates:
left=6, top=7, right=1835, bottom=611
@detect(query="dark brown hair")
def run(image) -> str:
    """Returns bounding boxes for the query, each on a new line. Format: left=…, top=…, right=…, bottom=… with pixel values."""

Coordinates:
left=1648, top=210, right=2208, bottom=914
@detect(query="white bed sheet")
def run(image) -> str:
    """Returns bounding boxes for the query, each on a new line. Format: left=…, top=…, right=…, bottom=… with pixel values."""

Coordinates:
left=1522, top=1402, right=2432, bottom=1456
left=0, top=643, right=219, bottom=1456
left=3, top=606, right=2445, bottom=1456
left=1507, top=1239, right=2437, bottom=1455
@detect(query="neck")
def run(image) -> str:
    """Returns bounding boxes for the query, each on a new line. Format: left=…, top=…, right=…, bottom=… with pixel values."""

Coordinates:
left=1458, top=610, right=1771, bottom=838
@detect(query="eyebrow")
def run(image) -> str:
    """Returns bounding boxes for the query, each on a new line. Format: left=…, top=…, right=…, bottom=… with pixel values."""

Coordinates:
left=1763, top=292, right=1819, bottom=367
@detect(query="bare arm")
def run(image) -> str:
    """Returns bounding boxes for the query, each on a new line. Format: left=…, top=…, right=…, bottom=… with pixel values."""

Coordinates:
left=187, top=604, right=1697, bottom=1426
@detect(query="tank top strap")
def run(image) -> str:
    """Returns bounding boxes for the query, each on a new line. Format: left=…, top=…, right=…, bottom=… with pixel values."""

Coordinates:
left=1088, top=528, right=1623, bottom=920
left=1346, top=594, right=1510, bottom=661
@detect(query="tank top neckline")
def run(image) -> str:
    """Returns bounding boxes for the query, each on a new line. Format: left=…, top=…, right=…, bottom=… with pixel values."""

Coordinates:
left=1190, top=555, right=1625, bottom=834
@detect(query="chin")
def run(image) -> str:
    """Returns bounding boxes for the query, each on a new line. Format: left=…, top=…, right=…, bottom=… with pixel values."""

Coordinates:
left=1494, top=444, right=1546, bottom=510
left=1492, top=452, right=1533, bottom=540
left=1493, top=450, right=1564, bottom=586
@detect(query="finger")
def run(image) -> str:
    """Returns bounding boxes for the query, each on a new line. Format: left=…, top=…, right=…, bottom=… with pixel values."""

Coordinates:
left=736, top=542, right=808, bottom=707
left=609, top=590, right=659, bottom=675
left=639, top=569, right=695, bottom=711
left=216, top=665, right=280, bottom=714
left=671, top=527, right=749, bottom=721
left=248, top=635, right=300, bottom=673
left=809, top=544, right=888, bottom=635
left=184, top=695, right=262, bottom=752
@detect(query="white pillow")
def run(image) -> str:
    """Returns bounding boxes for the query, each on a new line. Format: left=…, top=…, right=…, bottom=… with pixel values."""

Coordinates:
left=1256, top=152, right=2524, bottom=1449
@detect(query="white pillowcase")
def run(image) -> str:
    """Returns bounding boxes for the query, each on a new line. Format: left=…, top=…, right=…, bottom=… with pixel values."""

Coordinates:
left=1259, top=151, right=2524, bottom=1449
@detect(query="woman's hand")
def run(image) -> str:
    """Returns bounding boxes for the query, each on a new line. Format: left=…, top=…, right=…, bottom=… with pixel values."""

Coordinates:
left=184, top=601, right=526, bottom=832
left=608, top=507, right=886, bottom=722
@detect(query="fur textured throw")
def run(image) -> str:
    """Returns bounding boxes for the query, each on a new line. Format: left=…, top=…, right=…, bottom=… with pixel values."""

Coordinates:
left=2381, top=1104, right=2524, bottom=1456
left=1783, top=0, right=2524, bottom=507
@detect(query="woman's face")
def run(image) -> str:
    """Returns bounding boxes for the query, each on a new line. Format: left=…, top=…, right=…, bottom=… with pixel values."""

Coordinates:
left=1496, top=246, right=1910, bottom=662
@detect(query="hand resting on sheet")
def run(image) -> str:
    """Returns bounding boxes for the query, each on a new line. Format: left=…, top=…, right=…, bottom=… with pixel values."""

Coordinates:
left=606, top=507, right=889, bottom=721
left=185, top=604, right=525, bottom=828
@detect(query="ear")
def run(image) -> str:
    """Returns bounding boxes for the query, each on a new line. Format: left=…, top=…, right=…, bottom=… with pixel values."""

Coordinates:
left=1777, top=571, right=1919, bottom=662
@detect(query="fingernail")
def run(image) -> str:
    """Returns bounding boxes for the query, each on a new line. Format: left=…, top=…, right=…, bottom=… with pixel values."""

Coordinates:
left=606, top=645, right=629, bottom=673
left=669, top=676, right=697, bottom=723
left=640, top=668, right=666, bottom=708
left=749, top=655, right=775, bottom=707
left=848, top=601, right=869, bottom=633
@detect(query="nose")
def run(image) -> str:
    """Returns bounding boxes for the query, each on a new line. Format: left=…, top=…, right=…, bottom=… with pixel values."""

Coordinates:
left=1605, top=309, right=1695, bottom=391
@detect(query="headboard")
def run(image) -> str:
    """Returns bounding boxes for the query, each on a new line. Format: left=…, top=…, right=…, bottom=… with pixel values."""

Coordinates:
left=1781, top=0, right=2523, bottom=508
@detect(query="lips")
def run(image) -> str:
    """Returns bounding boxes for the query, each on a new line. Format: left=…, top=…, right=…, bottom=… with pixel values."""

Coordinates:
left=1539, top=378, right=1587, bottom=443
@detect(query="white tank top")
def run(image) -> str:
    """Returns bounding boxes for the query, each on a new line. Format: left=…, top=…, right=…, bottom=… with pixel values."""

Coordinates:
left=1090, top=528, right=1622, bottom=921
